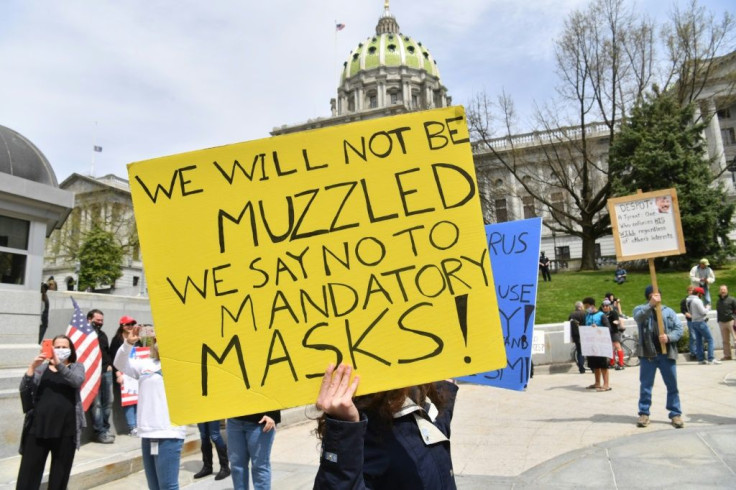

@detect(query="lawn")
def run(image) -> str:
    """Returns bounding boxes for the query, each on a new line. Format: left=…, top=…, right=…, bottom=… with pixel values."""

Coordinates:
left=533, top=263, right=736, bottom=324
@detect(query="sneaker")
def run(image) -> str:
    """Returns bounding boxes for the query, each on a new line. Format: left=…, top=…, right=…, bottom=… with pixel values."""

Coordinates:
left=96, top=433, right=115, bottom=444
left=129, top=428, right=138, bottom=437
left=614, top=365, right=623, bottom=371
left=671, top=415, right=685, bottom=429
left=637, top=414, right=650, bottom=427
left=708, top=359, right=722, bottom=365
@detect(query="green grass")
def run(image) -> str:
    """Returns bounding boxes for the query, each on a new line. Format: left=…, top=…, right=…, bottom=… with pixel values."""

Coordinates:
left=534, top=263, right=736, bottom=324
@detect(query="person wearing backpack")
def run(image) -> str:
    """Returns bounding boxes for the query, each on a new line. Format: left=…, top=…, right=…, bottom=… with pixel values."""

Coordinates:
left=582, top=297, right=612, bottom=392
left=602, top=300, right=625, bottom=370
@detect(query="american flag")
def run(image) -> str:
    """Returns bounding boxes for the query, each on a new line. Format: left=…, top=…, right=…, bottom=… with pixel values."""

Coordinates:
left=121, top=347, right=150, bottom=406
left=335, top=22, right=345, bottom=31
left=66, top=298, right=101, bottom=411
left=93, top=145, right=103, bottom=152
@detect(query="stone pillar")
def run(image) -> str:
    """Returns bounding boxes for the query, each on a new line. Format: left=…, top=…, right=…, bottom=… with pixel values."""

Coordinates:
left=701, top=97, right=726, bottom=171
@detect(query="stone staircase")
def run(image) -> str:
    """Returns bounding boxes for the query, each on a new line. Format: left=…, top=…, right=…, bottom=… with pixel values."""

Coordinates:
left=0, top=289, right=42, bottom=459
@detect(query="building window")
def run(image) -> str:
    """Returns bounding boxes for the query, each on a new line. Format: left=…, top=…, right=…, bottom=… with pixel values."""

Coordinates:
left=595, top=243, right=602, bottom=259
left=369, top=95, right=378, bottom=108
left=717, top=108, right=731, bottom=119
left=411, top=94, right=419, bottom=108
left=721, top=127, right=735, bottom=146
left=495, top=199, right=508, bottom=223
left=556, top=246, right=571, bottom=260
left=0, top=214, right=30, bottom=285
left=390, top=92, right=400, bottom=104
left=133, top=276, right=140, bottom=287
left=550, top=192, right=565, bottom=223
left=522, top=196, right=535, bottom=219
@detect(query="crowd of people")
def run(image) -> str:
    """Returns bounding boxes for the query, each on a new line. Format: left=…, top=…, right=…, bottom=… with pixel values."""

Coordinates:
left=564, top=257, right=736, bottom=434
left=22, top=257, right=736, bottom=489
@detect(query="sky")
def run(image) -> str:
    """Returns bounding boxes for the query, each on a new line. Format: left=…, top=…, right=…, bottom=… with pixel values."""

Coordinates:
left=1, top=0, right=733, bottom=182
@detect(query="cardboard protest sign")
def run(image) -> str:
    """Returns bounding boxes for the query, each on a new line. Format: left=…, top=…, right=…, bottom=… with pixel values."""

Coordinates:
left=607, top=188, right=685, bottom=261
left=127, top=106, right=506, bottom=424
left=532, top=330, right=545, bottom=355
left=579, top=326, right=613, bottom=358
left=458, top=217, right=541, bottom=391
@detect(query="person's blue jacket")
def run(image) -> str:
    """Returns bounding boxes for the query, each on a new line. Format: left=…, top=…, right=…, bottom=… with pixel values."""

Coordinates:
left=313, top=381, right=458, bottom=489
left=633, top=302, right=683, bottom=360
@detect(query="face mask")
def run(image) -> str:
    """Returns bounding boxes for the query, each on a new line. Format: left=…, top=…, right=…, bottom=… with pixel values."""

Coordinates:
left=54, top=348, right=71, bottom=361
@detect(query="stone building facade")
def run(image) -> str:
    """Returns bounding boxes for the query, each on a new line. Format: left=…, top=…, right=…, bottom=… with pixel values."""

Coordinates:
left=43, top=173, right=144, bottom=296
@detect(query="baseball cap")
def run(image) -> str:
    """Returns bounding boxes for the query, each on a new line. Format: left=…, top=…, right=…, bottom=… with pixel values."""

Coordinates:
left=700, top=258, right=710, bottom=266
left=119, top=315, right=137, bottom=326
left=693, top=287, right=705, bottom=296
left=602, top=299, right=612, bottom=306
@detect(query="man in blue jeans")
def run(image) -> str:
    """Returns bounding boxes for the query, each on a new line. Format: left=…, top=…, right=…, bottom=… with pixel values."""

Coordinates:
left=687, top=287, right=722, bottom=365
left=633, top=286, right=684, bottom=429
left=88, top=308, right=115, bottom=443
left=227, top=411, right=280, bottom=490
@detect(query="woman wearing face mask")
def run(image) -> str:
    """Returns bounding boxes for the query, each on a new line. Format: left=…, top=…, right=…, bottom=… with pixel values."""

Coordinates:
left=17, top=335, right=86, bottom=490
left=114, top=326, right=186, bottom=490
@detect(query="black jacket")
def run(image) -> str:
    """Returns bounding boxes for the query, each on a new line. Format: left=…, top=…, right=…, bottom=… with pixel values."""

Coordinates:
left=96, top=328, right=112, bottom=371
left=314, top=382, right=458, bottom=489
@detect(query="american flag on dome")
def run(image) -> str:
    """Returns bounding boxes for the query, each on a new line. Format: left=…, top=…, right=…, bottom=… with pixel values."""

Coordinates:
left=66, top=297, right=101, bottom=411
left=335, top=22, right=345, bottom=31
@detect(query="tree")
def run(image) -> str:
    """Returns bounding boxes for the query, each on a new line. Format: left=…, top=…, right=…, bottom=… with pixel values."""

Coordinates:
left=609, top=87, right=735, bottom=266
left=469, top=0, right=655, bottom=269
left=467, top=0, right=734, bottom=270
left=77, top=225, right=124, bottom=291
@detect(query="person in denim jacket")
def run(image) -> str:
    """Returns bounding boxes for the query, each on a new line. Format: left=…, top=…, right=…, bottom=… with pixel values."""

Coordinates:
left=633, top=285, right=684, bottom=429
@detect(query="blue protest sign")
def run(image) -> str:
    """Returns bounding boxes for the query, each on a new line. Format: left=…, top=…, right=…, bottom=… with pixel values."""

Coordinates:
left=459, top=217, right=542, bottom=391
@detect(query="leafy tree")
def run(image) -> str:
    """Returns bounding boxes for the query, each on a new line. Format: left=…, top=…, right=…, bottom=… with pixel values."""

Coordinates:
left=468, top=0, right=733, bottom=270
left=77, top=225, right=124, bottom=291
left=609, top=87, right=735, bottom=266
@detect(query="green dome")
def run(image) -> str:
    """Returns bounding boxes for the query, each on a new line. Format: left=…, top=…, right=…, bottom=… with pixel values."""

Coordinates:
left=343, top=33, right=440, bottom=80
left=341, top=3, right=441, bottom=83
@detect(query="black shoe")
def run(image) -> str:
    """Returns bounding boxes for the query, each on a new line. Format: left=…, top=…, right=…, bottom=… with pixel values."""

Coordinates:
left=194, top=466, right=213, bottom=479
left=215, top=466, right=231, bottom=481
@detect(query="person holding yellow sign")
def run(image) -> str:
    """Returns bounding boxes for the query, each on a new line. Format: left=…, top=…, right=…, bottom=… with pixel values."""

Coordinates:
left=314, top=363, right=458, bottom=489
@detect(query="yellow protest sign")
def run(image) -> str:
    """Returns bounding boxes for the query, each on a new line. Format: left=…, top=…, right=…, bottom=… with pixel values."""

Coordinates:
left=127, top=106, right=506, bottom=424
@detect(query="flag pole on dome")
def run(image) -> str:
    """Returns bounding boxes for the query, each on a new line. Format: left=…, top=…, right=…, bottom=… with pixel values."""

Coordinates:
left=334, top=20, right=346, bottom=88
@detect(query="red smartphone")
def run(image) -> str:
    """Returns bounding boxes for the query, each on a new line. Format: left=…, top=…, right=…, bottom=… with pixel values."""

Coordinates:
left=41, top=339, right=53, bottom=358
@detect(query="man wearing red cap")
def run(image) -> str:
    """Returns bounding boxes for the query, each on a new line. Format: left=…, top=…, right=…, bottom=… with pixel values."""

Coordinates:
left=687, top=287, right=720, bottom=365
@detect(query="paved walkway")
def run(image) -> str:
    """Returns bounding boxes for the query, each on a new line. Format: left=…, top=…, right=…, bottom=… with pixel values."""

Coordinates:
left=2, top=356, right=735, bottom=489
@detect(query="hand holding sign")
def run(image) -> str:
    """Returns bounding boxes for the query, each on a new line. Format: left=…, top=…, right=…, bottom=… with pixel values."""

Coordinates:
left=316, top=363, right=360, bottom=422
